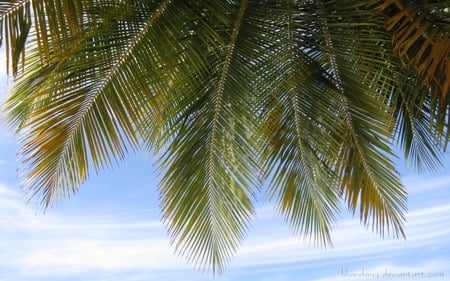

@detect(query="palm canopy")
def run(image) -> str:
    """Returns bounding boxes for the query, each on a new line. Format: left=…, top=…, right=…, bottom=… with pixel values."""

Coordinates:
left=1, top=0, right=449, bottom=274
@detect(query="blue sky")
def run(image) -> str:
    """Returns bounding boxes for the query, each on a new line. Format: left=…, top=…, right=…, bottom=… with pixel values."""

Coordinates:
left=1, top=51, right=450, bottom=281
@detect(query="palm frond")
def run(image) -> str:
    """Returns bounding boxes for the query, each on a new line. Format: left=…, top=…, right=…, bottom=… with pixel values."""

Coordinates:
left=255, top=2, right=342, bottom=245
left=304, top=0, right=406, bottom=237
left=256, top=0, right=407, bottom=239
left=0, top=0, right=32, bottom=75
left=2, top=0, right=450, bottom=275
left=3, top=0, right=175, bottom=206
left=391, top=72, right=445, bottom=173
left=367, top=0, right=450, bottom=104
left=154, top=0, right=260, bottom=273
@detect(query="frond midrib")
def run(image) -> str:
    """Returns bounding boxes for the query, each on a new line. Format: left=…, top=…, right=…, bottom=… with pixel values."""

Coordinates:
left=317, top=1, right=379, bottom=193
left=316, top=0, right=403, bottom=233
left=287, top=7, right=333, bottom=241
left=205, top=0, right=249, bottom=270
left=36, top=0, right=173, bottom=204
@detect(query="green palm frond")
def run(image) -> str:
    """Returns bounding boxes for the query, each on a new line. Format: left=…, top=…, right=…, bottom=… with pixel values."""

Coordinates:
left=391, top=72, right=445, bottom=173
left=1, top=0, right=449, bottom=274
left=317, top=5, right=407, bottom=236
left=3, top=0, right=178, bottom=205
left=255, top=2, right=343, bottom=245
left=256, top=0, right=407, bottom=240
left=154, top=0, right=260, bottom=273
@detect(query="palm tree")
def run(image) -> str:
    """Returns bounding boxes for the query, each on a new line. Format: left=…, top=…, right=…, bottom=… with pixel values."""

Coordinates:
left=1, top=0, right=449, bottom=274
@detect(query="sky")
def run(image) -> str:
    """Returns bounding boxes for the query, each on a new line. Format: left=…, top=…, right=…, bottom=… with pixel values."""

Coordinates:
left=1, top=51, right=450, bottom=281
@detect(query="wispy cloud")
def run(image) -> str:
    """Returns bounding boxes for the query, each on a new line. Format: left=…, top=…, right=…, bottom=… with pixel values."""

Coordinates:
left=227, top=173, right=450, bottom=280
left=0, top=183, right=189, bottom=277
left=404, top=174, right=450, bottom=194
left=1, top=167, right=450, bottom=281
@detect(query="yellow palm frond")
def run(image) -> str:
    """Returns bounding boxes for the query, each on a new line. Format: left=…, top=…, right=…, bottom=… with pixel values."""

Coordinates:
left=368, top=0, right=450, bottom=102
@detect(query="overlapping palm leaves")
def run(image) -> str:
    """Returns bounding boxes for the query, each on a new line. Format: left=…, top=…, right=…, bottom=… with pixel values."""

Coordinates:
left=369, top=0, right=450, bottom=100
left=1, top=0, right=449, bottom=274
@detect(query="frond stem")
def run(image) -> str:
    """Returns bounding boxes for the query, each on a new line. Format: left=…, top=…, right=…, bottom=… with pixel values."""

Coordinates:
left=207, top=0, right=248, bottom=184
left=317, top=0, right=381, bottom=198
left=286, top=4, right=329, bottom=240
left=95, top=0, right=173, bottom=97
left=65, top=0, right=173, bottom=154
left=205, top=0, right=248, bottom=272
left=39, top=0, right=173, bottom=206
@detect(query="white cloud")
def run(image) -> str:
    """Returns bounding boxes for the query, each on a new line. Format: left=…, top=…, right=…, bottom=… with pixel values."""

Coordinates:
left=20, top=238, right=185, bottom=274
left=0, top=183, right=190, bottom=278
left=405, top=174, right=450, bottom=195
left=0, top=183, right=35, bottom=224
left=229, top=173, right=450, bottom=275
left=1, top=168, right=450, bottom=281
